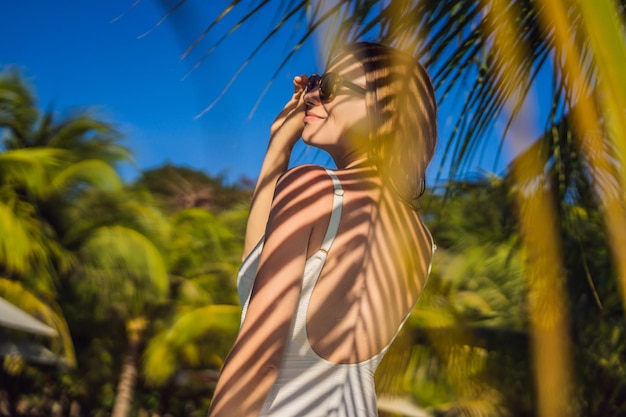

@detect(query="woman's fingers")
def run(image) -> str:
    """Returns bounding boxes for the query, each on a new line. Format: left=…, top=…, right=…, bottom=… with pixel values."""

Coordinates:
left=293, top=74, right=309, bottom=94
left=271, top=74, right=309, bottom=136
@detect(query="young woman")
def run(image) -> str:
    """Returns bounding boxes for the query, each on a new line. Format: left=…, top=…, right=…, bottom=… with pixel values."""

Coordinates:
left=207, top=42, right=438, bottom=417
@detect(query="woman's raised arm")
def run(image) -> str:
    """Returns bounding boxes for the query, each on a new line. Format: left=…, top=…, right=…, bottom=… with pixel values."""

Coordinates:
left=208, top=166, right=333, bottom=416
left=242, top=75, right=309, bottom=258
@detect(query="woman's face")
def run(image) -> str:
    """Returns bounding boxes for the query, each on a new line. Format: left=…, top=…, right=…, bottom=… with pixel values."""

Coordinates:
left=302, top=52, right=369, bottom=166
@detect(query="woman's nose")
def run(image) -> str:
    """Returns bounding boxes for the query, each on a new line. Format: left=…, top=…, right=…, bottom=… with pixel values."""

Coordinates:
left=304, top=85, right=322, bottom=106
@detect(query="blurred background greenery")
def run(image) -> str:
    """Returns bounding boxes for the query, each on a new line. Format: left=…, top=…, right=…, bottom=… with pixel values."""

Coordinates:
left=1, top=0, right=625, bottom=416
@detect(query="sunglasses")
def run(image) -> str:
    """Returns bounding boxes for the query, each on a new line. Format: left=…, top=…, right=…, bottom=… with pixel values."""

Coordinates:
left=305, top=72, right=366, bottom=102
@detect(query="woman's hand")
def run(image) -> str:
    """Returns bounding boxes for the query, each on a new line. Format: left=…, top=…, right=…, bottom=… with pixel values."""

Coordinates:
left=269, top=75, right=309, bottom=147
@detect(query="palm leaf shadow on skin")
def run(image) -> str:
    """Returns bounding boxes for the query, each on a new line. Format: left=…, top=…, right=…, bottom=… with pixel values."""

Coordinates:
left=208, top=166, right=434, bottom=416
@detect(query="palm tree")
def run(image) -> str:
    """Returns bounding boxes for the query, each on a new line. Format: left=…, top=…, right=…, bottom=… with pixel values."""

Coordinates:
left=1, top=69, right=169, bottom=416
left=67, top=167, right=252, bottom=416
left=0, top=147, right=84, bottom=372
left=1, top=69, right=129, bottom=159
left=142, top=204, right=248, bottom=388
left=66, top=169, right=249, bottom=416
left=0, top=68, right=132, bottom=362
left=62, top=187, right=170, bottom=417
left=0, top=148, right=67, bottom=278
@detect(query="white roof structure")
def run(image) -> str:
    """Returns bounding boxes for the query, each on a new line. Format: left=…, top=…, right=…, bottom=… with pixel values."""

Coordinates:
left=0, top=296, right=57, bottom=336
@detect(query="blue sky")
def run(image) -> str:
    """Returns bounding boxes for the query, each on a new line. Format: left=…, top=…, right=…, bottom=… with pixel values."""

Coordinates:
left=2, top=1, right=526, bottom=185
left=1, top=0, right=327, bottom=183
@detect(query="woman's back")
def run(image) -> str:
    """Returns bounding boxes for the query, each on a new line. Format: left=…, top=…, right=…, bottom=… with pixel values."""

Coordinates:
left=237, top=166, right=435, bottom=416
left=303, top=166, right=435, bottom=364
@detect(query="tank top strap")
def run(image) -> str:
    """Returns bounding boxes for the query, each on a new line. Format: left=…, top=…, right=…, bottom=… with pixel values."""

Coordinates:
left=321, top=169, right=344, bottom=253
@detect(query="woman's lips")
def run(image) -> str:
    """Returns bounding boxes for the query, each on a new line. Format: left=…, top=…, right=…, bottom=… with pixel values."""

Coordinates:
left=304, top=113, right=324, bottom=123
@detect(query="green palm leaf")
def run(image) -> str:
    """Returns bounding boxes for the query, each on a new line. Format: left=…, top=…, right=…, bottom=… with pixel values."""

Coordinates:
left=0, top=200, right=43, bottom=275
left=143, top=304, right=240, bottom=385
left=0, top=148, right=68, bottom=193
left=51, top=159, right=123, bottom=193
left=0, top=192, right=68, bottom=285
left=45, top=115, right=131, bottom=164
left=0, top=69, right=38, bottom=144
left=77, top=225, right=169, bottom=318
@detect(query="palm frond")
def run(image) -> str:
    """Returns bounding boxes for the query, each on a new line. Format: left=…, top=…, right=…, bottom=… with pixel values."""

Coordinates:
left=142, top=304, right=240, bottom=385
left=0, top=200, right=43, bottom=275
left=180, top=0, right=247, bottom=62
left=0, top=69, right=39, bottom=146
left=0, top=147, right=68, bottom=193
left=194, top=0, right=310, bottom=117
left=63, top=188, right=169, bottom=249
left=40, top=115, right=132, bottom=168
left=77, top=225, right=169, bottom=317
left=155, top=0, right=626, bottom=193
left=0, top=192, right=68, bottom=285
left=51, top=159, right=123, bottom=194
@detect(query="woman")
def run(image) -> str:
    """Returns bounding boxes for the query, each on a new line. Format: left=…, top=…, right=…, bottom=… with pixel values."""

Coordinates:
left=208, top=42, right=438, bottom=417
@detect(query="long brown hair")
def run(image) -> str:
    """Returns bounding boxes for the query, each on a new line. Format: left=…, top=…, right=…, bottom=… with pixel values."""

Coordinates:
left=334, top=42, right=438, bottom=207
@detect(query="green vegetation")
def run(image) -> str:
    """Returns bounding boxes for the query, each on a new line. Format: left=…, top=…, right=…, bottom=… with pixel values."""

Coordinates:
left=377, top=178, right=624, bottom=416
left=0, top=71, right=250, bottom=416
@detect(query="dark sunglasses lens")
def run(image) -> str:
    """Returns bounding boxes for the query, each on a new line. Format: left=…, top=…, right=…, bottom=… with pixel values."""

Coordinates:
left=320, top=73, right=338, bottom=101
left=306, top=75, right=320, bottom=93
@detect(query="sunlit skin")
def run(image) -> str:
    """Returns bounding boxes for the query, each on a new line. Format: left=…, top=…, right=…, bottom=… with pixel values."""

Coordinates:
left=301, top=53, right=369, bottom=166
left=207, top=52, right=434, bottom=417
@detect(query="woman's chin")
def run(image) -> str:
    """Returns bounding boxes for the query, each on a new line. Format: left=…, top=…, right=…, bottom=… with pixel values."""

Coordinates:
left=301, top=127, right=317, bottom=145
left=301, top=135, right=325, bottom=151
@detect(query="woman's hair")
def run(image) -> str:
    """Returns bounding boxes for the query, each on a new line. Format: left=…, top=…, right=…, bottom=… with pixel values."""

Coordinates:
left=334, top=42, right=438, bottom=206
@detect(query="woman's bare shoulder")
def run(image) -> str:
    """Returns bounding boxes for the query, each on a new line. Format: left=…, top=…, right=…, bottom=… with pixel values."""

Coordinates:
left=266, top=165, right=335, bottom=240
left=274, top=164, right=333, bottom=199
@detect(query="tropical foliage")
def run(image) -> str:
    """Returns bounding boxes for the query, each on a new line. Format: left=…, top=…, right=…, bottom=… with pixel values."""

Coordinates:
left=0, top=71, right=251, bottom=416
left=376, top=176, right=624, bottom=416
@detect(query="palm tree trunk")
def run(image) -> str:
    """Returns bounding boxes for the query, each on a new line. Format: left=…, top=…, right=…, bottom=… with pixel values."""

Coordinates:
left=112, top=317, right=146, bottom=417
